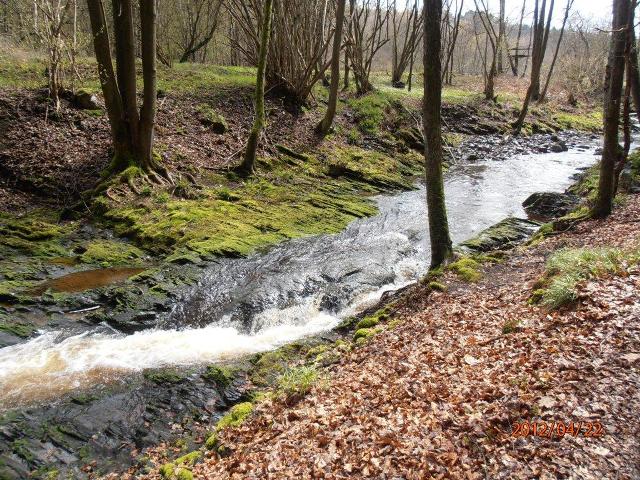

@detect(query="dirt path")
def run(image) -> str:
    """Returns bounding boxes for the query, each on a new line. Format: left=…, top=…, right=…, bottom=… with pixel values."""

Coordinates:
left=128, top=195, right=640, bottom=480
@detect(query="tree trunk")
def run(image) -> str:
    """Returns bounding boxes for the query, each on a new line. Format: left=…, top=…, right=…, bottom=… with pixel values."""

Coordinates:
left=497, top=0, right=505, bottom=73
left=539, top=0, right=573, bottom=102
left=87, top=0, right=168, bottom=184
left=593, top=0, right=629, bottom=218
left=626, top=0, right=640, bottom=122
left=86, top=0, right=129, bottom=159
left=423, top=0, right=453, bottom=269
left=113, top=0, right=139, bottom=147
left=138, top=0, right=157, bottom=168
left=238, top=0, right=273, bottom=176
left=343, top=48, right=350, bottom=90
left=317, top=0, right=347, bottom=136
left=514, top=0, right=526, bottom=76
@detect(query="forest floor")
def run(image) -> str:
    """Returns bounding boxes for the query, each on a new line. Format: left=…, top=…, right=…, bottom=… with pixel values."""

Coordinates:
left=124, top=190, right=640, bottom=480
left=1, top=45, right=628, bottom=480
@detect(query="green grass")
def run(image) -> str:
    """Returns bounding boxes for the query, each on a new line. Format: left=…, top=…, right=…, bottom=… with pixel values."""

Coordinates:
left=537, top=246, right=640, bottom=309
left=276, top=365, right=326, bottom=400
left=0, top=44, right=256, bottom=94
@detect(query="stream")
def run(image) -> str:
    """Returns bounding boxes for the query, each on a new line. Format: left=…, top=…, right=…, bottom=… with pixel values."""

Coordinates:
left=0, top=134, right=600, bottom=411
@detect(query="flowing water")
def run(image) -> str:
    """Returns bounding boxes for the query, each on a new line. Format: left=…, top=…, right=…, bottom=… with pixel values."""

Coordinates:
left=0, top=141, right=600, bottom=409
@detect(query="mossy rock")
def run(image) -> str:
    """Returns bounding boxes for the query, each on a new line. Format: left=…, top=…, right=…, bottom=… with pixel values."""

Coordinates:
left=250, top=343, right=306, bottom=387
left=354, top=327, right=380, bottom=342
left=0, top=321, right=37, bottom=338
left=196, top=104, right=228, bottom=134
left=428, top=281, right=447, bottom=291
left=202, top=365, right=235, bottom=388
left=78, top=240, right=146, bottom=267
left=460, top=217, right=541, bottom=253
left=143, top=368, right=185, bottom=384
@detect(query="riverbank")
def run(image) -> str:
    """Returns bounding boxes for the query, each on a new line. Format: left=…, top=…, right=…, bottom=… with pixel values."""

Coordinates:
left=0, top=54, right=609, bottom=479
left=122, top=177, right=640, bottom=480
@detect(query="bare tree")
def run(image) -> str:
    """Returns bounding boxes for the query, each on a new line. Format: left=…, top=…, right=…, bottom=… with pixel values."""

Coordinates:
left=473, top=0, right=498, bottom=101
left=539, top=0, right=574, bottom=102
left=513, top=0, right=555, bottom=135
left=593, top=0, right=629, bottom=218
left=390, top=0, right=422, bottom=87
left=513, top=0, right=526, bottom=76
left=86, top=0, right=170, bottom=184
left=227, top=0, right=335, bottom=105
left=237, top=0, right=273, bottom=176
left=423, top=0, right=453, bottom=268
left=317, top=0, right=347, bottom=136
left=625, top=0, right=640, bottom=121
left=346, top=0, right=390, bottom=94
left=441, top=0, right=464, bottom=85
left=497, top=0, right=505, bottom=73
left=33, top=0, right=73, bottom=112
left=177, top=0, right=224, bottom=63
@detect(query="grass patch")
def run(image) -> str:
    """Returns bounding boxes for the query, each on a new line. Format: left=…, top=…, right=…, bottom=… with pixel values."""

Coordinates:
left=535, top=246, right=640, bottom=309
left=276, top=365, right=326, bottom=400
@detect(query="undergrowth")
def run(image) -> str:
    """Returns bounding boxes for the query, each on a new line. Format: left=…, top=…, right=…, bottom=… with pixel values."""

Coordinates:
left=535, top=246, right=640, bottom=309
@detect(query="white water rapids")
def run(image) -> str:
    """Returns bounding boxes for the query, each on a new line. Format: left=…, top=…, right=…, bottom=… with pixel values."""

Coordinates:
left=0, top=139, right=601, bottom=409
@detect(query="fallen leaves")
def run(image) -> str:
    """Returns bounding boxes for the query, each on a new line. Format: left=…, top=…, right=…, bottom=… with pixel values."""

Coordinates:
left=123, top=196, right=640, bottom=480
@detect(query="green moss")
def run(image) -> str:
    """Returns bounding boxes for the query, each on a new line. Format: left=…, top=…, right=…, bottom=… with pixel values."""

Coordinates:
left=347, top=91, right=392, bottom=134
left=204, top=432, right=218, bottom=450
left=78, top=240, right=146, bottom=267
left=554, top=111, right=602, bottom=132
left=202, top=365, right=234, bottom=388
left=0, top=321, right=37, bottom=338
left=196, top=104, right=228, bottom=133
left=354, top=327, right=380, bottom=341
left=428, top=281, right=447, bottom=291
left=449, top=257, right=482, bottom=282
left=305, top=344, right=329, bottom=358
left=216, top=402, right=253, bottom=430
left=356, top=316, right=379, bottom=329
left=0, top=212, right=73, bottom=259
left=159, top=451, right=201, bottom=480
left=143, top=368, right=185, bottom=384
left=502, top=319, right=521, bottom=334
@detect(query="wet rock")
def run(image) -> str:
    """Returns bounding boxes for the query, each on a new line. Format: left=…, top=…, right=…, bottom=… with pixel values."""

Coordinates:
left=550, top=141, right=568, bottom=153
left=72, top=90, right=99, bottom=110
left=522, top=191, right=581, bottom=219
left=0, top=369, right=233, bottom=479
left=459, top=217, right=541, bottom=252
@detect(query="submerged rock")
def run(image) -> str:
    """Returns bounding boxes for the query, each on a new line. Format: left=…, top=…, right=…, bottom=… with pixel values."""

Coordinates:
left=522, top=191, right=581, bottom=219
left=459, top=217, right=541, bottom=252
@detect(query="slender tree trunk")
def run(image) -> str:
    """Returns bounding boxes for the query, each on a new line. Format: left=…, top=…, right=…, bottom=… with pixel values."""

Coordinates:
left=113, top=0, right=139, bottom=147
left=138, top=0, right=157, bottom=168
left=343, top=49, right=350, bottom=90
left=317, top=0, right=347, bottom=136
left=497, top=0, right=505, bottom=73
left=593, top=0, right=629, bottom=218
left=531, top=0, right=554, bottom=100
left=423, top=0, right=453, bottom=269
left=539, top=0, right=573, bottom=102
left=86, top=0, right=129, bottom=158
left=238, top=0, right=273, bottom=176
left=626, top=0, right=640, bottom=121
left=514, top=0, right=526, bottom=75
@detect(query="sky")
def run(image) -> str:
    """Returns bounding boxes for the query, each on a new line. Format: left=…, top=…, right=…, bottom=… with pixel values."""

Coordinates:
left=471, top=0, right=612, bottom=27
